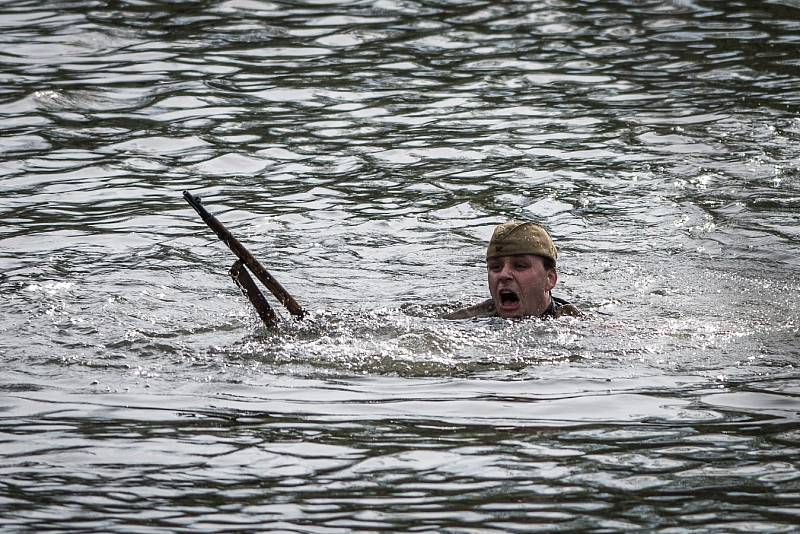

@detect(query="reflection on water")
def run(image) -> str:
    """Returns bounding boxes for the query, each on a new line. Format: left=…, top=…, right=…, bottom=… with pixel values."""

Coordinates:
left=1, top=0, right=800, bottom=531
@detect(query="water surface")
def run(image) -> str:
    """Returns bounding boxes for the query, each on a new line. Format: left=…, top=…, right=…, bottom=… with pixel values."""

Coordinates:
left=1, top=0, right=800, bottom=531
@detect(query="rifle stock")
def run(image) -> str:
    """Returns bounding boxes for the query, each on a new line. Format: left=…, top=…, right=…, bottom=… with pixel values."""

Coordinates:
left=229, top=260, right=280, bottom=329
left=183, top=191, right=306, bottom=319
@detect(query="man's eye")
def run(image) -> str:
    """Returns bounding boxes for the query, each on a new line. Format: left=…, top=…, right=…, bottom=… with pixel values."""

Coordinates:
left=514, top=263, right=529, bottom=270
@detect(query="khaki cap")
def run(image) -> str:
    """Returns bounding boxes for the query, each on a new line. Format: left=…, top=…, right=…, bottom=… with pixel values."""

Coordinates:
left=486, top=221, right=557, bottom=262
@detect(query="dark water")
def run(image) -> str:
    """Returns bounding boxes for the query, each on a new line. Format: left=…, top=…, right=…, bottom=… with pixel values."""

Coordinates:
left=2, top=0, right=800, bottom=531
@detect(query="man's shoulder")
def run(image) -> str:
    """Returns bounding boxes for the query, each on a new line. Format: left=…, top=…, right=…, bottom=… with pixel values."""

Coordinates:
left=442, top=296, right=583, bottom=320
left=549, top=296, right=583, bottom=318
left=440, top=298, right=497, bottom=320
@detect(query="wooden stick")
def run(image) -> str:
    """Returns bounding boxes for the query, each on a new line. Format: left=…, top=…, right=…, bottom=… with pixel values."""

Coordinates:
left=229, top=260, right=279, bottom=329
left=183, top=191, right=306, bottom=319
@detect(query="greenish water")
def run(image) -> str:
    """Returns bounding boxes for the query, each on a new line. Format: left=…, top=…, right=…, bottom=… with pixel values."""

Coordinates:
left=1, top=0, right=799, bottom=531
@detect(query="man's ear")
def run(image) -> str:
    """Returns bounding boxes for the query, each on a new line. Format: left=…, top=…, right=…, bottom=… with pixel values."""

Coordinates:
left=547, top=269, right=557, bottom=291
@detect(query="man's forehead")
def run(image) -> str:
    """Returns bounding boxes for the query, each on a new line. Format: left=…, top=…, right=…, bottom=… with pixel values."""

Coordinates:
left=487, top=254, right=539, bottom=262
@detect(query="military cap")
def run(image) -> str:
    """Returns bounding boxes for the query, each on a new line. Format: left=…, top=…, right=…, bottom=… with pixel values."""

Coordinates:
left=486, top=220, right=557, bottom=262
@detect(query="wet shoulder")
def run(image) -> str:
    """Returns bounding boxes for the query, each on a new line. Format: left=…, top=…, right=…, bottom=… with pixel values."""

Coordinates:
left=550, top=296, right=583, bottom=319
left=442, top=296, right=583, bottom=320
left=441, top=299, right=496, bottom=320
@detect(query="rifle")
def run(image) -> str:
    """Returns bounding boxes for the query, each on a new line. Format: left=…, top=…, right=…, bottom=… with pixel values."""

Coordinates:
left=229, top=260, right=280, bottom=328
left=183, top=191, right=306, bottom=320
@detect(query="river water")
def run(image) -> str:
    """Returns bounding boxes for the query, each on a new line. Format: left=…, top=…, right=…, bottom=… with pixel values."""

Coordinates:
left=2, top=0, right=800, bottom=531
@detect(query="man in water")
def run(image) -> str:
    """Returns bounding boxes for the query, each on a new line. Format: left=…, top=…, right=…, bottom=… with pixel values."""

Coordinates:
left=444, top=220, right=580, bottom=319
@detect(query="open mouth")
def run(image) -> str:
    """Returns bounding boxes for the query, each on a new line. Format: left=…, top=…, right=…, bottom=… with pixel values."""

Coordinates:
left=499, top=289, right=520, bottom=307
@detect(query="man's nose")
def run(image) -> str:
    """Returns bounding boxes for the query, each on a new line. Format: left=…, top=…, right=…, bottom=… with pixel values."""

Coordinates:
left=498, top=263, right=513, bottom=279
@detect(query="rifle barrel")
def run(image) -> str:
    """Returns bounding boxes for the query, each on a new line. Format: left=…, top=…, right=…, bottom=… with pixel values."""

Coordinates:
left=183, top=191, right=306, bottom=319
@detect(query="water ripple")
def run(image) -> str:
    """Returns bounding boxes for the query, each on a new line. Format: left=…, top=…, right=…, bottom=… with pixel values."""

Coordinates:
left=3, top=0, right=800, bottom=531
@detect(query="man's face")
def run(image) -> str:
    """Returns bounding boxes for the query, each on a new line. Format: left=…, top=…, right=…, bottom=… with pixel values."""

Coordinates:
left=487, top=254, right=557, bottom=318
